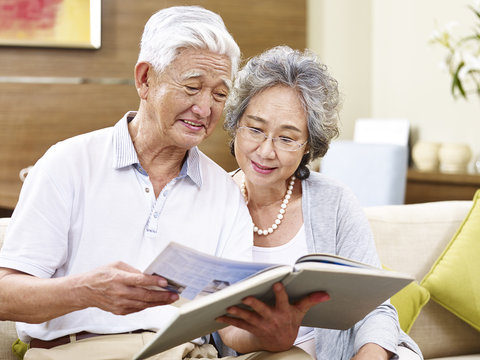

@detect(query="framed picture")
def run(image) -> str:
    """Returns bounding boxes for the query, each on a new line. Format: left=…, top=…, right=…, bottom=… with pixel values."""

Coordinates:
left=0, top=0, right=101, bottom=49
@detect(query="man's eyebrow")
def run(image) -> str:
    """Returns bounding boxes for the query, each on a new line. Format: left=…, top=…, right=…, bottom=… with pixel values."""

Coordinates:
left=182, top=71, right=202, bottom=80
left=182, top=71, right=231, bottom=90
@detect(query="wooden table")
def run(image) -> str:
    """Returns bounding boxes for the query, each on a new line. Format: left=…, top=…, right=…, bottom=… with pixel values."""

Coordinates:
left=405, top=168, right=480, bottom=204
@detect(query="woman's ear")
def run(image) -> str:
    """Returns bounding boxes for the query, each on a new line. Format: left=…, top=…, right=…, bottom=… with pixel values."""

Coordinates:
left=135, top=62, right=151, bottom=99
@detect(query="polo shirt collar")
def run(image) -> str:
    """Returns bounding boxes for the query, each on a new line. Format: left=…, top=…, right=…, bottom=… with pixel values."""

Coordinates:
left=112, top=112, right=202, bottom=188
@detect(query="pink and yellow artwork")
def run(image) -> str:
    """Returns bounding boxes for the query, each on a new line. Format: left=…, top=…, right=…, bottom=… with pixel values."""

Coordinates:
left=0, top=0, right=101, bottom=48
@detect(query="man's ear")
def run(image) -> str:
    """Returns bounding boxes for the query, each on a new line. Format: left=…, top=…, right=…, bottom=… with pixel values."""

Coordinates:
left=135, top=62, right=151, bottom=99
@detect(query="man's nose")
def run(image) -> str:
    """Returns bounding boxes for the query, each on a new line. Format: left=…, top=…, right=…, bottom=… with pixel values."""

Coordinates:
left=192, top=92, right=212, bottom=118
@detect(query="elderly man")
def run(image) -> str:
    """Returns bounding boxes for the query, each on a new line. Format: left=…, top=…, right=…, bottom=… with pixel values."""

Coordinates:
left=0, top=6, right=254, bottom=360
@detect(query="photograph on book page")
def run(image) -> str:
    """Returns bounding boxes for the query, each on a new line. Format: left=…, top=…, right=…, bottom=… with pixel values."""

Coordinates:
left=143, top=242, right=274, bottom=301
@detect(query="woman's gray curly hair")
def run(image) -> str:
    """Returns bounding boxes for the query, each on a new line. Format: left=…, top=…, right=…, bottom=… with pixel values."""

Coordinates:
left=224, top=45, right=341, bottom=179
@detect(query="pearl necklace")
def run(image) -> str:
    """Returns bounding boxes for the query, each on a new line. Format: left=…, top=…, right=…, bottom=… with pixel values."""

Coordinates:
left=241, top=174, right=295, bottom=236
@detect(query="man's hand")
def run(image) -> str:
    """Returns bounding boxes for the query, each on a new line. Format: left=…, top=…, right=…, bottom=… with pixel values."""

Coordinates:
left=75, top=261, right=179, bottom=315
left=351, top=343, right=393, bottom=360
left=0, top=262, right=178, bottom=323
left=216, top=282, right=329, bottom=353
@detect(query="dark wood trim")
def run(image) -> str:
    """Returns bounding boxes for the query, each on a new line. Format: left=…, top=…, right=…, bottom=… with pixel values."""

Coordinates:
left=405, top=168, right=480, bottom=204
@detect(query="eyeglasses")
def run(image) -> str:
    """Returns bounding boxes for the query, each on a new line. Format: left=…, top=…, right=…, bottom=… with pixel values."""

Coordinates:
left=236, top=126, right=307, bottom=152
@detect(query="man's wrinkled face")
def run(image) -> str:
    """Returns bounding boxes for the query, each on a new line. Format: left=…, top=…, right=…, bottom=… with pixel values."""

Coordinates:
left=145, top=48, right=232, bottom=150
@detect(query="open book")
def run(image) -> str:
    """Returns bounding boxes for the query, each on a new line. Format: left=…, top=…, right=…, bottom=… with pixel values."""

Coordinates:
left=133, top=242, right=413, bottom=360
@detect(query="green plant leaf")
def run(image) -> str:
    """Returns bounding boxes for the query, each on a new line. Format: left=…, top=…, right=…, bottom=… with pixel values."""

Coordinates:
left=468, top=5, right=480, bottom=20
left=452, top=62, right=467, bottom=99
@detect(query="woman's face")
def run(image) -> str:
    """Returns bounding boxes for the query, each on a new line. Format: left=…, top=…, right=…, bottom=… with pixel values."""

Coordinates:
left=234, top=84, right=309, bottom=187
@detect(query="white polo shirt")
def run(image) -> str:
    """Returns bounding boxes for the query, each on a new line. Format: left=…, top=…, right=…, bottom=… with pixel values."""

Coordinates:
left=0, top=112, right=253, bottom=342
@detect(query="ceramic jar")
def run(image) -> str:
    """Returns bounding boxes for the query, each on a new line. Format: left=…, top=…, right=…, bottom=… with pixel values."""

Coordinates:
left=412, top=141, right=441, bottom=172
left=438, top=143, right=472, bottom=173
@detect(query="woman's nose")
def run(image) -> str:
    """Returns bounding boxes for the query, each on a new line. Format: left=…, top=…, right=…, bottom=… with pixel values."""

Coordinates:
left=256, top=137, right=276, bottom=158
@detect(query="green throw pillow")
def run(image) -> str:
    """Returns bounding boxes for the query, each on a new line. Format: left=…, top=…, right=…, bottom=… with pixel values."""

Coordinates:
left=421, top=189, right=480, bottom=331
left=12, top=338, right=29, bottom=360
left=390, top=281, right=430, bottom=333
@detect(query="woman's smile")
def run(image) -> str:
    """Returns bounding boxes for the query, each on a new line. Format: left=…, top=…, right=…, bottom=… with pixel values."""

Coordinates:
left=251, top=160, right=277, bottom=174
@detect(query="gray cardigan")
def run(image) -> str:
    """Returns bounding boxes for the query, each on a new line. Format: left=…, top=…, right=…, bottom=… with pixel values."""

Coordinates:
left=216, top=171, right=422, bottom=359
left=302, top=172, right=422, bottom=359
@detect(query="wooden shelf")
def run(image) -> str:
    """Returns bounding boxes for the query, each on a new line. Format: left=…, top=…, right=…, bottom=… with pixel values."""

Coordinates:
left=405, top=168, right=480, bottom=204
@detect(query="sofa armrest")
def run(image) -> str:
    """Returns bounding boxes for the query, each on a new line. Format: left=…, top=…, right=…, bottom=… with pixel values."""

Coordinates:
left=0, top=218, right=16, bottom=359
left=0, top=321, right=17, bottom=360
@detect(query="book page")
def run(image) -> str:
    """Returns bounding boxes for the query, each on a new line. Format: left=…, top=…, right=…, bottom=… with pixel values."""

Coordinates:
left=143, top=242, right=274, bottom=300
left=295, top=253, right=375, bottom=269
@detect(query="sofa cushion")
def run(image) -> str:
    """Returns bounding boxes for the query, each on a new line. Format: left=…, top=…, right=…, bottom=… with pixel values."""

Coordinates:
left=365, top=201, right=480, bottom=358
left=422, top=189, right=480, bottom=331
left=390, top=280, right=430, bottom=333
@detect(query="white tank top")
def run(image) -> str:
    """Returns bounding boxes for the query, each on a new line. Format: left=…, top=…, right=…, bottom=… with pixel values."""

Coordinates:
left=252, top=225, right=316, bottom=355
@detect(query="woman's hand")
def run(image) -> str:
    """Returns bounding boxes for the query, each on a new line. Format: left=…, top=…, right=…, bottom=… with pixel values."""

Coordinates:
left=216, top=282, right=329, bottom=353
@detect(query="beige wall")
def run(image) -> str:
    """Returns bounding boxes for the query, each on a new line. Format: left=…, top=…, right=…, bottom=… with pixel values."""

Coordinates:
left=308, top=0, right=480, bottom=171
left=307, top=0, right=372, bottom=140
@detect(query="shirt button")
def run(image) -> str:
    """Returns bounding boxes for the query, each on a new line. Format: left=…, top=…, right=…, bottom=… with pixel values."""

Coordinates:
left=145, top=188, right=150, bottom=193
left=153, top=212, right=159, bottom=218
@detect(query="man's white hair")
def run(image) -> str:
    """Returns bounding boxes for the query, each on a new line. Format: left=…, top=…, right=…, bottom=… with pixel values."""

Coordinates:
left=137, top=6, right=240, bottom=78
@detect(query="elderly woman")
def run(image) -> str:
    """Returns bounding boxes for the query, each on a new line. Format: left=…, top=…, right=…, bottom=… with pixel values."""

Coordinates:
left=217, top=46, right=423, bottom=360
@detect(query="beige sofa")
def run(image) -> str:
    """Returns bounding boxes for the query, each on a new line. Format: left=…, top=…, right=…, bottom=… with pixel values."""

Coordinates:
left=1, top=200, right=480, bottom=359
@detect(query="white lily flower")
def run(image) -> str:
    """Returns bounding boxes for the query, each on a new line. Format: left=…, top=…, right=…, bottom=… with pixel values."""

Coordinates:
left=451, top=50, right=465, bottom=67
left=473, top=0, right=480, bottom=12
left=464, top=53, right=480, bottom=69
left=430, top=29, right=442, bottom=42
left=431, top=2, right=480, bottom=99
left=437, top=60, right=449, bottom=72
left=458, top=53, right=480, bottom=79
left=444, top=21, right=459, bottom=34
